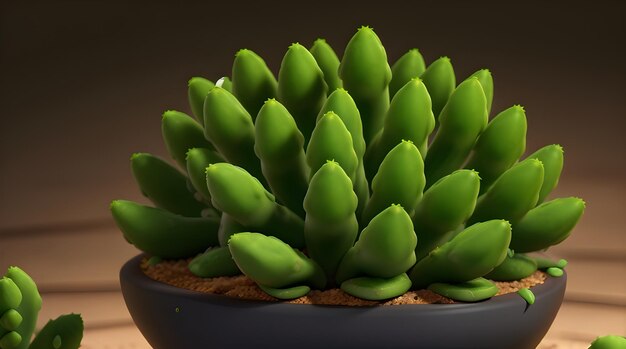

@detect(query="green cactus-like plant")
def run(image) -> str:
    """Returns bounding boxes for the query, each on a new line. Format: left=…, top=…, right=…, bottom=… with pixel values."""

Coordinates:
left=588, top=335, right=626, bottom=349
left=111, top=26, right=585, bottom=302
left=0, top=267, right=83, bottom=349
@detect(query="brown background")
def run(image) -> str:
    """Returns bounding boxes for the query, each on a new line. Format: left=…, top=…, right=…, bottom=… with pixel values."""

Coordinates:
left=0, top=1, right=624, bottom=347
left=1, top=1, right=625, bottom=230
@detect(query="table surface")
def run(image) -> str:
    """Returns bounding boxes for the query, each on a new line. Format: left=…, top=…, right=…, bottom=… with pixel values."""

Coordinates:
left=1, top=178, right=624, bottom=348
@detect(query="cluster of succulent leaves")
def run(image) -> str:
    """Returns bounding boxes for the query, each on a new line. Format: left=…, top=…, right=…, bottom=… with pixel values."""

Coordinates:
left=111, top=26, right=585, bottom=302
left=0, top=267, right=83, bottom=349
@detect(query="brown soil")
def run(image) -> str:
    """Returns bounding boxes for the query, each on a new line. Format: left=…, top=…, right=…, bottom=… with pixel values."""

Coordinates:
left=141, top=257, right=546, bottom=306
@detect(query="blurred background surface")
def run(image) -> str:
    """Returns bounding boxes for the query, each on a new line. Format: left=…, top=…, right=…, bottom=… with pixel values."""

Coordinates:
left=1, top=1, right=624, bottom=347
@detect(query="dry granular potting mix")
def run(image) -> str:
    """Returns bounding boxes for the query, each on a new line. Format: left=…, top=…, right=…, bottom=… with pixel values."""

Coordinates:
left=141, top=257, right=547, bottom=306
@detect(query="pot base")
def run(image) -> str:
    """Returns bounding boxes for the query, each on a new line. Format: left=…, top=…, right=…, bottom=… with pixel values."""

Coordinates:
left=120, top=254, right=566, bottom=349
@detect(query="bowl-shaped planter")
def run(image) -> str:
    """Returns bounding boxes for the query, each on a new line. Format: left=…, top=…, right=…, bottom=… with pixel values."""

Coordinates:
left=120, top=254, right=566, bottom=349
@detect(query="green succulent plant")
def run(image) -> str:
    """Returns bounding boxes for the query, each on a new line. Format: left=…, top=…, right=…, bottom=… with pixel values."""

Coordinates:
left=111, top=26, right=585, bottom=302
left=0, top=267, right=83, bottom=349
left=588, top=335, right=626, bottom=349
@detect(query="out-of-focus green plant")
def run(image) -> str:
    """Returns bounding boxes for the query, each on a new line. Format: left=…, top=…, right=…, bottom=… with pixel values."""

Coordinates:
left=0, top=267, right=83, bottom=349
left=111, top=26, right=584, bottom=302
left=588, top=335, right=626, bottom=349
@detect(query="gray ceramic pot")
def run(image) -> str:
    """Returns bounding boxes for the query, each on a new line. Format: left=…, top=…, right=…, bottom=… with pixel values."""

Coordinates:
left=120, top=254, right=566, bottom=349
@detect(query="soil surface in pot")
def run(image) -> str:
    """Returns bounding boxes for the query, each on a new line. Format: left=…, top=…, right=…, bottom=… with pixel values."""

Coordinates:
left=141, top=257, right=547, bottom=306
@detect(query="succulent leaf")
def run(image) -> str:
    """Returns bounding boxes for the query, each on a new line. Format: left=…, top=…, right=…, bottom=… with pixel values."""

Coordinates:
left=189, top=247, right=240, bottom=278
left=187, top=77, right=214, bottom=126
left=217, top=213, right=246, bottom=247
left=231, top=49, right=277, bottom=119
left=316, top=90, right=369, bottom=217
left=162, top=110, right=217, bottom=170
left=206, top=163, right=305, bottom=248
left=468, top=158, right=544, bottom=225
left=339, top=26, right=392, bottom=141
left=28, top=314, right=83, bottom=349
left=110, top=200, right=219, bottom=259
left=0, top=331, right=21, bottom=348
left=317, top=89, right=365, bottom=159
left=409, top=220, right=511, bottom=289
left=131, top=153, right=206, bottom=217
left=0, top=278, right=22, bottom=312
left=202, top=87, right=265, bottom=185
left=589, top=335, right=626, bottom=349
left=340, top=273, right=412, bottom=301
left=468, top=69, right=494, bottom=116
left=364, top=78, right=434, bottom=181
left=306, top=112, right=358, bottom=182
left=389, top=49, right=426, bottom=99
left=510, top=197, right=585, bottom=252
left=254, top=99, right=309, bottom=217
left=485, top=253, right=538, bottom=281
left=0, top=310, right=22, bottom=332
left=362, top=140, right=425, bottom=225
left=186, top=148, right=225, bottom=203
left=228, top=233, right=325, bottom=290
left=336, top=205, right=417, bottom=283
left=304, top=161, right=359, bottom=282
left=466, top=105, right=527, bottom=193
left=525, top=144, right=564, bottom=203
left=258, top=284, right=312, bottom=300
left=412, top=169, right=481, bottom=260
left=278, top=43, right=328, bottom=143
left=424, top=77, right=487, bottom=187
left=428, top=277, right=498, bottom=302
left=310, top=38, right=343, bottom=92
left=420, top=56, right=456, bottom=120
left=531, top=256, right=568, bottom=270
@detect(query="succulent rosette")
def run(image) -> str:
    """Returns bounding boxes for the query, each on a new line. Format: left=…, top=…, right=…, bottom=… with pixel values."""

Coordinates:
left=111, top=26, right=584, bottom=302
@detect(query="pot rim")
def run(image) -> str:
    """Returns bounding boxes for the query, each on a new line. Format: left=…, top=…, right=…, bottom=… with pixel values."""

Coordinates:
left=121, top=253, right=566, bottom=311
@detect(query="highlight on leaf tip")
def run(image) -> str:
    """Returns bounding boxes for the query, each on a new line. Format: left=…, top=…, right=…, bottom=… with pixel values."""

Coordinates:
left=505, top=220, right=513, bottom=229
left=573, top=197, right=587, bottom=208
left=184, top=148, right=196, bottom=160
left=235, top=48, right=252, bottom=57
left=130, top=153, right=146, bottom=161
left=321, top=111, right=338, bottom=119
left=162, top=110, right=177, bottom=118
left=187, top=77, right=204, bottom=86
left=466, top=168, right=482, bottom=180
